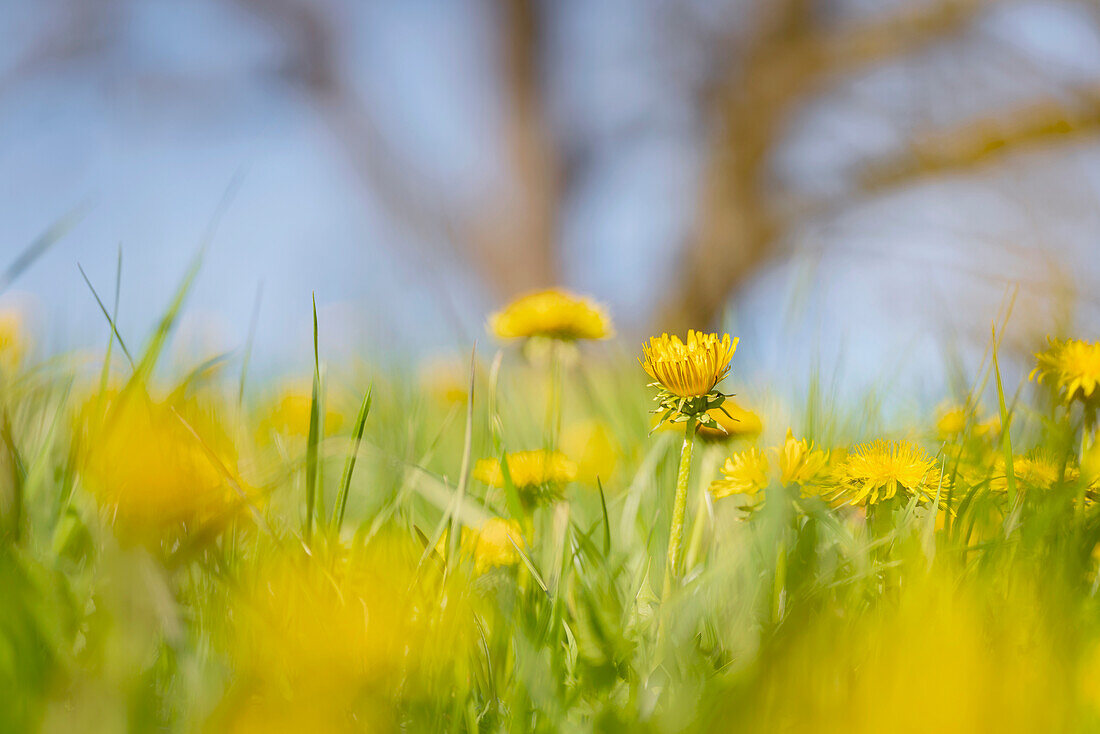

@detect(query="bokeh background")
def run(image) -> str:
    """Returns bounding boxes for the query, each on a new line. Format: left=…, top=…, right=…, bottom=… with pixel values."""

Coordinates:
left=3, top=0, right=1099, bottom=402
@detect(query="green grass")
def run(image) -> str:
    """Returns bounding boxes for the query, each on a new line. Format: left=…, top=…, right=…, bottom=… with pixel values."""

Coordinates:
left=1, top=282, right=1100, bottom=732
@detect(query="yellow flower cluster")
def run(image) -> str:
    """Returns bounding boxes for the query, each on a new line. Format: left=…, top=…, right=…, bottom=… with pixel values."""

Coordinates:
left=710, top=430, right=830, bottom=501
left=641, top=330, right=737, bottom=400
left=489, top=288, right=612, bottom=341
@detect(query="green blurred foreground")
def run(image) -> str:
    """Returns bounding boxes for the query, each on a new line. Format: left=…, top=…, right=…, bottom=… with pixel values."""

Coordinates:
left=2, top=295, right=1100, bottom=734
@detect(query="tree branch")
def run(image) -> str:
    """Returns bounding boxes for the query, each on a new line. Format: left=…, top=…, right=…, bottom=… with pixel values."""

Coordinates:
left=659, top=0, right=1002, bottom=332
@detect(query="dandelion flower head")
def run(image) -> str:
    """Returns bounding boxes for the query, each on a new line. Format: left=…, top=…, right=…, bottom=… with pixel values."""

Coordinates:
left=489, top=289, right=612, bottom=341
left=777, top=429, right=830, bottom=487
left=642, top=330, right=737, bottom=400
left=710, top=447, right=769, bottom=500
left=828, top=439, right=945, bottom=506
left=1031, top=338, right=1100, bottom=405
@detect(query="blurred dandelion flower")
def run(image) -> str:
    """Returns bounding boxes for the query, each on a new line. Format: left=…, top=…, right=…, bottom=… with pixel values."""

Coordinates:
left=77, top=384, right=248, bottom=541
left=468, top=518, right=525, bottom=574
left=0, top=308, right=27, bottom=373
left=258, top=385, right=344, bottom=440
left=1031, top=337, right=1100, bottom=405
left=695, top=400, right=763, bottom=441
left=975, top=413, right=1001, bottom=438
left=561, top=420, right=619, bottom=484
left=437, top=518, right=525, bottom=574
left=827, top=439, right=945, bottom=506
left=225, top=533, right=474, bottom=724
left=935, top=404, right=969, bottom=438
left=776, top=429, right=830, bottom=488
left=473, top=450, right=576, bottom=490
left=489, top=289, right=612, bottom=341
left=990, top=451, right=1078, bottom=492
left=710, top=447, right=769, bottom=500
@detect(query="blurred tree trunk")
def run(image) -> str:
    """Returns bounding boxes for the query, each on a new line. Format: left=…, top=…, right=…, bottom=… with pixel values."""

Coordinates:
left=462, top=0, right=561, bottom=295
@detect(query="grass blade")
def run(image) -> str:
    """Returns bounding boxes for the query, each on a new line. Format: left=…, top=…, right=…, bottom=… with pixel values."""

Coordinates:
left=990, top=324, right=1018, bottom=526
left=334, top=383, right=374, bottom=531
left=238, top=281, right=264, bottom=407
left=78, top=263, right=134, bottom=367
left=597, top=477, right=612, bottom=556
left=133, top=172, right=243, bottom=380
left=447, top=344, right=477, bottom=564
left=304, top=295, right=321, bottom=544
left=0, top=201, right=89, bottom=294
left=499, top=453, right=526, bottom=526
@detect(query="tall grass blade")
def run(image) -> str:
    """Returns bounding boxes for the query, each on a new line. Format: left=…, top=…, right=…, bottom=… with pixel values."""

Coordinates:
left=78, top=263, right=134, bottom=367
left=0, top=408, right=26, bottom=543
left=304, top=295, right=321, bottom=544
left=238, top=282, right=264, bottom=406
left=333, top=383, right=373, bottom=531
left=0, top=201, right=89, bottom=294
left=991, top=324, right=1018, bottom=522
left=447, top=344, right=477, bottom=564
left=597, top=477, right=612, bottom=555
left=133, top=172, right=243, bottom=380
left=499, top=453, right=525, bottom=525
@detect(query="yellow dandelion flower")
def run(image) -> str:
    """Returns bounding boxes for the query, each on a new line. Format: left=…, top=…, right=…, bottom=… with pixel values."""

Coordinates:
left=975, top=414, right=1001, bottom=438
left=935, top=404, right=968, bottom=438
left=489, top=288, right=612, bottom=341
left=990, top=451, right=1078, bottom=492
left=468, top=518, right=525, bottom=574
left=776, top=429, right=830, bottom=487
left=0, top=308, right=27, bottom=373
left=77, top=383, right=248, bottom=542
left=641, top=330, right=737, bottom=400
left=1031, top=337, right=1100, bottom=405
left=436, top=518, right=526, bottom=575
left=710, top=447, right=769, bottom=500
left=473, top=450, right=577, bottom=489
left=828, top=439, right=945, bottom=506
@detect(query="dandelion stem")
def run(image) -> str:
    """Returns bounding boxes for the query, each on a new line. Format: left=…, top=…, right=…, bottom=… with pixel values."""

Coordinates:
left=772, top=540, right=787, bottom=623
left=684, top=446, right=720, bottom=573
left=664, top=416, right=697, bottom=594
left=546, top=340, right=563, bottom=450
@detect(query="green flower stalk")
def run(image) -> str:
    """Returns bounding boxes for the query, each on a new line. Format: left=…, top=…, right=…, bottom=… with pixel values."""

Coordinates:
left=641, top=330, right=738, bottom=593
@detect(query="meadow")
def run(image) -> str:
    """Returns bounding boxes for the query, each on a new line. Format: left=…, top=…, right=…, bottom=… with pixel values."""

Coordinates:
left=2, top=280, right=1100, bottom=733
